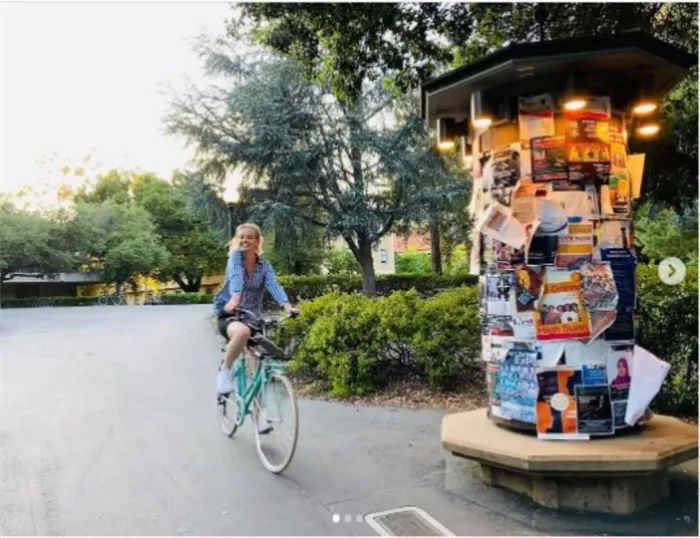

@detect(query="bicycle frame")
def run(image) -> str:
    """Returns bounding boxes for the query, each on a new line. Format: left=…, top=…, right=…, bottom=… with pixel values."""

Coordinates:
left=233, top=354, right=289, bottom=421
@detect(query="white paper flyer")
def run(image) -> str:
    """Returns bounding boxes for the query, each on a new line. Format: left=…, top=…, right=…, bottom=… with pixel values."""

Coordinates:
left=624, top=346, right=671, bottom=426
left=478, top=203, right=527, bottom=249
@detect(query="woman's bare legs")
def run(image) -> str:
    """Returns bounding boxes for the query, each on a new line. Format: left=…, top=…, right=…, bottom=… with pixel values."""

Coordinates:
left=217, top=321, right=251, bottom=394
left=224, top=321, right=252, bottom=370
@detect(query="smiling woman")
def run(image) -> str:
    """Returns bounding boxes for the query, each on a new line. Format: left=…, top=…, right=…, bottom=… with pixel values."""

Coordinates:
left=0, top=2, right=232, bottom=199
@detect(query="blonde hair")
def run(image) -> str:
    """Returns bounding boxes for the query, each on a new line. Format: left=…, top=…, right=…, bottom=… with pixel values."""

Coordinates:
left=227, top=222, right=264, bottom=255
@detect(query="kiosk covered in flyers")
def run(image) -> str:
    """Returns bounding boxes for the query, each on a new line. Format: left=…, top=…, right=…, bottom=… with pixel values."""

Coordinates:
left=423, top=32, right=698, bottom=514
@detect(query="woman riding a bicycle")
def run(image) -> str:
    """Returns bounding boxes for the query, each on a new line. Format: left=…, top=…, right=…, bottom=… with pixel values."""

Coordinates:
left=213, top=223, right=298, bottom=429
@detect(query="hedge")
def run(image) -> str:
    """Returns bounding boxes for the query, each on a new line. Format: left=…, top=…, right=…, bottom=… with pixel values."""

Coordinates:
left=273, top=273, right=476, bottom=303
left=0, top=273, right=475, bottom=309
left=0, top=296, right=102, bottom=308
left=273, top=287, right=481, bottom=397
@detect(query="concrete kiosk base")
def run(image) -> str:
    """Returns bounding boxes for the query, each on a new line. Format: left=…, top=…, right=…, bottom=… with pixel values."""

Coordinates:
left=442, top=409, right=698, bottom=515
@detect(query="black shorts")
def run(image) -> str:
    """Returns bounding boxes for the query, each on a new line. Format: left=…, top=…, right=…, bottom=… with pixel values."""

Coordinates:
left=217, top=314, right=262, bottom=340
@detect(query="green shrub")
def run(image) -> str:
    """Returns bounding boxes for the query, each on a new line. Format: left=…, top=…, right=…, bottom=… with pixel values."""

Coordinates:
left=637, top=264, right=698, bottom=416
left=259, top=272, right=476, bottom=309
left=284, top=286, right=481, bottom=396
left=411, top=287, right=481, bottom=389
left=395, top=251, right=432, bottom=275
left=160, top=293, right=213, bottom=305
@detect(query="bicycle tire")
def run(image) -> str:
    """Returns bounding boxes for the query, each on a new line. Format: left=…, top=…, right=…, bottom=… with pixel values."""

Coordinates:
left=98, top=296, right=108, bottom=306
left=113, top=296, right=124, bottom=306
left=217, top=392, right=242, bottom=437
left=254, top=372, right=298, bottom=474
left=217, top=362, right=242, bottom=437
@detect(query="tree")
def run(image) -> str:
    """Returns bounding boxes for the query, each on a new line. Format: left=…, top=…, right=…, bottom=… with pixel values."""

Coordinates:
left=70, top=201, right=169, bottom=293
left=0, top=207, right=75, bottom=281
left=74, top=169, right=133, bottom=205
left=232, top=3, right=473, bottom=105
left=132, top=173, right=226, bottom=291
left=323, top=248, right=361, bottom=276
left=166, top=48, right=464, bottom=295
left=635, top=202, right=698, bottom=265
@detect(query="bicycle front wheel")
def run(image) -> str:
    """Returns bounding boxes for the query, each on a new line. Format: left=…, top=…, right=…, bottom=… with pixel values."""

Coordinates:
left=254, top=372, right=298, bottom=474
left=98, top=296, right=108, bottom=306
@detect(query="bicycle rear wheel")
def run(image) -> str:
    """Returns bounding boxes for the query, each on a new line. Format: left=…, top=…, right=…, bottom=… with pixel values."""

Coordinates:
left=254, top=372, right=298, bottom=474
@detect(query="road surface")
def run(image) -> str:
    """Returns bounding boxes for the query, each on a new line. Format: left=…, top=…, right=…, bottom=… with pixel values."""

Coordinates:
left=1, top=305, right=696, bottom=536
left=1, top=305, right=540, bottom=536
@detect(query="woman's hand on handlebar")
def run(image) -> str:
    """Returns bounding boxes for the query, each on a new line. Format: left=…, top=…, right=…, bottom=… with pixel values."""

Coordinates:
left=224, top=297, right=240, bottom=314
left=284, top=303, right=300, bottom=318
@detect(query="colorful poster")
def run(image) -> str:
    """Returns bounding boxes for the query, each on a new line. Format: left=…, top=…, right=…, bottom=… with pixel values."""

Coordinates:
left=609, top=114, right=626, bottom=145
left=519, top=93, right=555, bottom=148
left=555, top=219, right=594, bottom=269
left=595, top=221, right=634, bottom=252
left=606, top=345, right=634, bottom=428
left=492, top=347, right=539, bottom=424
left=536, top=369, right=583, bottom=438
left=579, top=262, right=618, bottom=312
left=604, top=312, right=635, bottom=342
left=511, top=179, right=537, bottom=224
left=564, top=96, right=611, bottom=120
left=585, top=311, right=618, bottom=343
left=531, top=136, right=568, bottom=182
left=491, top=143, right=521, bottom=207
left=607, top=143, right=631, bottom=216
left=512, top=312, right=537, bottom=339
left=485, top=273, right=515, bottom=317
left=628, top=154, right=645, bottom=199
left=565, top=118, right=610, bottom=144
left=600, top=248, right=636, bottom=315
left=575, top=385, right=614, bottom=435
left=582, top=364, right=608, bottom=385
left=535, top=269, right=591, bottom=341
left=478, top=203, right=528, bottom=249
left=566, top=143, right=611, bottom=183
left=514, top=264, right=545, bottom=312
left=486, top=316, right=515, bottom=337
left=548, top=183, right=600, bottom=220
left=482, top=236, right=526, bottom=270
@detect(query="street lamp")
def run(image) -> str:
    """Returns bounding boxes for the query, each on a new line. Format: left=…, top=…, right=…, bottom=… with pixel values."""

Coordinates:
left=223, top=185, right=240, bottom=241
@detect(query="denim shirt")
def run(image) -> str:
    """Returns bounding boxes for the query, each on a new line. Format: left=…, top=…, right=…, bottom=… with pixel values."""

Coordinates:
left=213, top=249, right=289, bottom=317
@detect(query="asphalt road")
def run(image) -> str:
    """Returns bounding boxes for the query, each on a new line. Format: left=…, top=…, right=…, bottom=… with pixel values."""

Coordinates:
left=0, top=305, right=543, bottom=536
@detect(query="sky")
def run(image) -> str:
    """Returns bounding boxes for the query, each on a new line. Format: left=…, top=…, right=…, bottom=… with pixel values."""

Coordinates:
left=0, top=1, right=240, bottom=201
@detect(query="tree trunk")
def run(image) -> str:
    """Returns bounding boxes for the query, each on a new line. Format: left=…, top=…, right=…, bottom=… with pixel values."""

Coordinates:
left=357, top=236, right=377, bottom=296
left=173, top=274, right=201, bottom=293
left=429, top=208, right=443, bottom=275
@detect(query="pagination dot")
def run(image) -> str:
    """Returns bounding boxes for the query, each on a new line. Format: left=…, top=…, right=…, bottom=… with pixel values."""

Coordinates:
left=332, top=514, right=340, bottom=523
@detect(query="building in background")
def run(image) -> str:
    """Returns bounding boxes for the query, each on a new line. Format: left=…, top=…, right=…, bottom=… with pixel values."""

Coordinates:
left=0, top=272, right=104, bottom=299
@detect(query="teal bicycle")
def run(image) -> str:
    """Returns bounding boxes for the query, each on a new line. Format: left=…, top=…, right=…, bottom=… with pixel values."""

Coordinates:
left=217, top=308, right=300, bottom=474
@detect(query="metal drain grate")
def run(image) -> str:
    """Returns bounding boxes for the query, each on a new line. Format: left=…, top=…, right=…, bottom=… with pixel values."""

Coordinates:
left=364, top=506, right=454, bottom=536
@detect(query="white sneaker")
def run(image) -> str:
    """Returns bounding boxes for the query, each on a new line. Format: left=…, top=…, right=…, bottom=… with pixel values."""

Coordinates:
left=256, top=411, right=273, bottom=435
left=217, top=368, right=233, bottom=394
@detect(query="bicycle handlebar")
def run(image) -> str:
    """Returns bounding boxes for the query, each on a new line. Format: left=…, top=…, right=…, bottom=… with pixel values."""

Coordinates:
left=226, top=307, right=299, bottom=326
